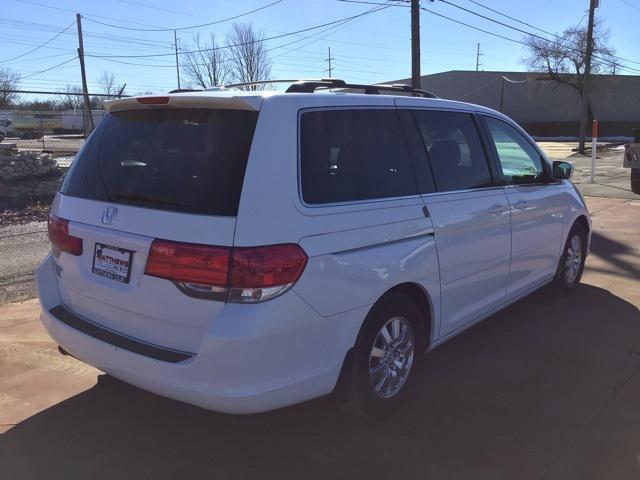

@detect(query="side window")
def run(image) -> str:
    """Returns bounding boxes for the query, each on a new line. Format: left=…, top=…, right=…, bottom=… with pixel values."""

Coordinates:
left=300, top=109, right=418, bottom=204
left=484, top=116, right=545, bottom=185
left=412, top=110, right=493, bottom=192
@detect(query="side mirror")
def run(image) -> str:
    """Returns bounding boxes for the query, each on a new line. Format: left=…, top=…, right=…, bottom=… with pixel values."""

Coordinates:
left=552, top=160, right=573, bottom=180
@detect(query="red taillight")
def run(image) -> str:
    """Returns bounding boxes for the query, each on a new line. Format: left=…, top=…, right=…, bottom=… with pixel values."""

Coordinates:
left=137, top=96, right=170, bottom=105
left=231, top=244, right=308, bottom=288
left=145, top=240, right=230, bottom=286
left=47, top=214, right=83, bottom=256
left=144, top=240, right=308, bottom=302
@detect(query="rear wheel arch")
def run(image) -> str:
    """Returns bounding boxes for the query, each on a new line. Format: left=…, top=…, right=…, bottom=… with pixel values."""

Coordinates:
left=380, top=283, right=433, bottom=348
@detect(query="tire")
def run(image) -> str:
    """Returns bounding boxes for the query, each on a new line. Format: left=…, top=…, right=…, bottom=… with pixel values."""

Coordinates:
left=552, top=223, right=587, bottom=293
left=0, top=132, right=4, bottom=142
left=631, top=168, right=640, bottom=195
left=351, top=292, right=426, bottom=419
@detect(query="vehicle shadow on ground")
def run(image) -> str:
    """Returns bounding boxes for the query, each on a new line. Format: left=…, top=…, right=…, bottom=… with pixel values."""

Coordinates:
left=1, top=285, right=639, bottom=480
left=589, top=230, right=640, bottom=279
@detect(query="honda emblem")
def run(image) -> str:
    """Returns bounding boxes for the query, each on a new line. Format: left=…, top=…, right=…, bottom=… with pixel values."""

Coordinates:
left=101, top=207, right=118, bottom=225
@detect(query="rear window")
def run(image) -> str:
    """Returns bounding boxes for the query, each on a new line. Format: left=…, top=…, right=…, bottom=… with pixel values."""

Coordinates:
left=60, top=108, right=259, bottom=216
left=300, top=109, right=418, bottom=204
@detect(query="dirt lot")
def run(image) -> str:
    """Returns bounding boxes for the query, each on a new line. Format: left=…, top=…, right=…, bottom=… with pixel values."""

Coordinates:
left=0, top=196, right=639, bottom=479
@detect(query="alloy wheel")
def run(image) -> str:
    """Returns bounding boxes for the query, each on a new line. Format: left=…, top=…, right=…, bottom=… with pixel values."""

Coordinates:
left=564, top=234, right=583, bottom=284
left=369, top=316, right=415, bottom=399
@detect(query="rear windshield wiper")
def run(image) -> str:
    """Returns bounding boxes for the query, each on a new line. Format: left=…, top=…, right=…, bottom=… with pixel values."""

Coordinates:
left=111, top=193, right=190, bottom=208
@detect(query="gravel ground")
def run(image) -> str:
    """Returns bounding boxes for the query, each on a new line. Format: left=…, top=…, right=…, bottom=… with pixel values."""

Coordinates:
left=0, top=221, right=48, bottom=304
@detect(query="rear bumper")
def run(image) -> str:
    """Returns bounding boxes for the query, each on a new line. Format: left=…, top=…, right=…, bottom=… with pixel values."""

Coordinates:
left=36, top=254, right=366, bottom=414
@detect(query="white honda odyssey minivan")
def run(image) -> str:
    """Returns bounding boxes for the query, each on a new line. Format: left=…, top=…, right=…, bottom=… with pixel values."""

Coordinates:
left=37, top=80, right=590, bottom=417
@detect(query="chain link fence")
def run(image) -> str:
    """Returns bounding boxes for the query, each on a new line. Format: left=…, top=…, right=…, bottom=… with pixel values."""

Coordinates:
left=0, top=89, right=128, bottom=161
left=0, top=89, right=130, bottom=213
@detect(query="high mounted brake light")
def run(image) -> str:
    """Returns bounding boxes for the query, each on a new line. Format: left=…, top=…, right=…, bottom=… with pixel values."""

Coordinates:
left=137, top=96, right=170, bottom=105
left=144, top=240, right=307, bottom=303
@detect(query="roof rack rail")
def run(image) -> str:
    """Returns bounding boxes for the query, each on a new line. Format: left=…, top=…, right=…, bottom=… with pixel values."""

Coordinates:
left=285, top=79, right=438, bottom=98
left=225, top=79, right=307, bottom=89
left=168, top=88, right=203, bottom=94
left=221, top=78, right=438, bottom=98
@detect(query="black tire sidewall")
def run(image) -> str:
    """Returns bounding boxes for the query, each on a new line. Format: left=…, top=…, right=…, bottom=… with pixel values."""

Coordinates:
left=631, top=168, right=640, bottom=195
left=554, top=223, right=587, bottom=292
left=353, top=292, right=426, bottom=418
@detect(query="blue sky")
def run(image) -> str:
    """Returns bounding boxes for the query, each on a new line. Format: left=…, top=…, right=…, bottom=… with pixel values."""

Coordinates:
left=2, top=0, right=639, bottom=95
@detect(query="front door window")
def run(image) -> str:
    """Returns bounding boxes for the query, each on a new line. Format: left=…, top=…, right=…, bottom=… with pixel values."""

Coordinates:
left=484, top=117, right=546, bottom=185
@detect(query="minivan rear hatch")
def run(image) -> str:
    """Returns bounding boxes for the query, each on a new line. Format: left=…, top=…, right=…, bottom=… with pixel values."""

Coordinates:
left=51, top=95, right=260, bottom=353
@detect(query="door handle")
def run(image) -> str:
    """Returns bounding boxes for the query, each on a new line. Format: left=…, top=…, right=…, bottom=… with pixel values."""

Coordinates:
left=487, top=205, right=509, bottom=215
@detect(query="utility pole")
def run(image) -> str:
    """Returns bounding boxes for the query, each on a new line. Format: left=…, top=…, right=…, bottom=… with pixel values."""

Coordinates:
left=579, top=0, right=598, bottom=154
left=411, top=0, right=421, bottom=89
left=475, top=43, right=482, bottom=71
left=76, top=13, right=94, bottom=136
left=174, top=30, right=181, bottom=89
left=325, top=46, right=335, bottom=78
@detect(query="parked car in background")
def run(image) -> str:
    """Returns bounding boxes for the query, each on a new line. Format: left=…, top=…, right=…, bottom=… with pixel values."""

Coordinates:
left=37, top=80, right=590, bottom=417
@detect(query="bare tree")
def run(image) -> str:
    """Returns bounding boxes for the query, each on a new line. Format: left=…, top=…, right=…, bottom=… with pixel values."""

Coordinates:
left=182, top=33, right=230, bottom=88
left=0, top=68, right=21, bottom=108
left=57, top=85, right=84, bottom=111
left=523, top=18, right=616, bottom=153
left=98, top=71, right=126, bottom=98
left=225, top=22, right=272, bottom=90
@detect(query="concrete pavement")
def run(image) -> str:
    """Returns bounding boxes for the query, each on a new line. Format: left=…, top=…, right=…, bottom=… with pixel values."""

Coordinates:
left=538, top=142, right=637, bottom=200
left=0, top=196, right=639, bottom=479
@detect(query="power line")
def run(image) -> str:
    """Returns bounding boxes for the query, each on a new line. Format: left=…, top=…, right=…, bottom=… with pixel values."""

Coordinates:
left=91, top=6, right=392, bottom=73
left=117, top=0, right=194, bottom=17
left=437, top=0, right=640, bottom=67
left=466, top=0, right=560, bottom=39
left=337, top=0, right=640, bottom=73
left=13, top=0, right=167, bottom=28
left=2, top=52, right=76, bottom=66
left=0, top=19, right=76, bottom=63
left=266, top=2, right=392, bottom=61
left=619, top=0, right=640, bottom=12
left=0, top=18, right=175, bottom=51
left=423, top=2, right=640, bottom=72
left=82, top=0, right=283, bottom=32
left=20, top=56, right=78, bottom=80
left=86, top=5, right=389, bottom=59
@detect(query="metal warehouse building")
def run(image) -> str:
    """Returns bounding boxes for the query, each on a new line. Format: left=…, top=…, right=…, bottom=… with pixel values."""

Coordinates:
left=395, top=71, right=640, bottom=138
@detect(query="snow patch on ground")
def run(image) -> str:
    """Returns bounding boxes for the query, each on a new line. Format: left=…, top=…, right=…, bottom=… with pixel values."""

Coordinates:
left=55, top=156, right=75, bottom=168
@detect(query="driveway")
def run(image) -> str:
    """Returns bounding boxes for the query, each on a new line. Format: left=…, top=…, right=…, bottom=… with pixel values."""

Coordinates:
left=0, top=196, right=639, bottom=479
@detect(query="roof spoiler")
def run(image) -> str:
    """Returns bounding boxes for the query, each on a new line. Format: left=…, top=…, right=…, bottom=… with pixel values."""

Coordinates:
left=104, top=92, right=262, bottom=112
